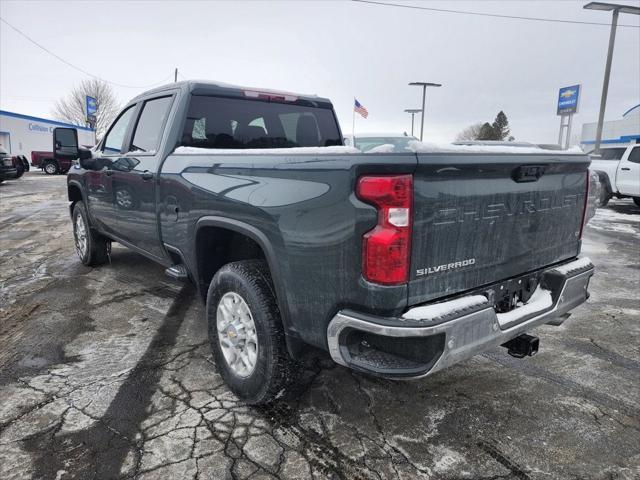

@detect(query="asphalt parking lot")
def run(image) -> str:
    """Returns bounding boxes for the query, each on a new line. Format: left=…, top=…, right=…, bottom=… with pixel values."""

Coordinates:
left=1, top=171, right=639, bottom=480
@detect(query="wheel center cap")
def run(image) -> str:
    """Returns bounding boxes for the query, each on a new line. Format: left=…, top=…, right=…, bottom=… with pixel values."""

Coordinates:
left=226, top=325, right=239, bottom=345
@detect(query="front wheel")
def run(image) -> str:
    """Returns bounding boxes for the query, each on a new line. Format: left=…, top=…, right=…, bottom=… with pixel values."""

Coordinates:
left=634, top=197, right=640, bottom=208
left=206, top=260, right=295, bottom=404
left=72, top=202, right=111, bottom=266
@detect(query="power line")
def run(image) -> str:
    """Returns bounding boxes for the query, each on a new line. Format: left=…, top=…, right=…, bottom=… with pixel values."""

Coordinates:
left=352, top=0, right=640, bottom=28
left=0, top=16, right=176, bottom=88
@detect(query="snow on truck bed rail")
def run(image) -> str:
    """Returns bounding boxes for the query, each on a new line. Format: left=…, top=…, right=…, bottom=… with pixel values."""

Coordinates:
left=407, top=141, right=585, bottom=154
left=173, top=143, right=585, bottom=155
left=174, top=146, right=360, bottom=155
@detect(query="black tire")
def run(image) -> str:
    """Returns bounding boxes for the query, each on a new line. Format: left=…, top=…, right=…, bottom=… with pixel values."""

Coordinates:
left=72, top=202, right=111, bottom=266
left=634, top=197, right=640, bottom=208
left=206, top=260, right=295, bottom=404
left=43, top=160, right=59, bottom=175
left=598, top=186, right=611, bottom=207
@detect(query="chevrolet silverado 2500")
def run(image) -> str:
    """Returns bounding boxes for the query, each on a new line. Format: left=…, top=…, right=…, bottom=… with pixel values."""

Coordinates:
left=55, top=80, right=595, bottom=404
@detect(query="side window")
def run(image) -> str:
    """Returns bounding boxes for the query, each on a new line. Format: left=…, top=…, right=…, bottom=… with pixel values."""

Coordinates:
left=129, top=96, right=173, bottom=153
left=627, top=146, right=640, bottom=164
left=103, top=106, right=135, bottom=155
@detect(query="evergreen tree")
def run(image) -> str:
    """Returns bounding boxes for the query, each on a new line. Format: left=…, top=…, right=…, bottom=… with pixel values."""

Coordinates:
left=477, top=122, right=496, bottom=141
left=492, top=111, right=510, bottom=141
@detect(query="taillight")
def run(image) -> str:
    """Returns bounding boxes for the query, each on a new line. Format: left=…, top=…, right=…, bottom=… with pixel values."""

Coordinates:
left=356, top=174, right=413, bottom=285
left=579, top=170, right=590, bottom=239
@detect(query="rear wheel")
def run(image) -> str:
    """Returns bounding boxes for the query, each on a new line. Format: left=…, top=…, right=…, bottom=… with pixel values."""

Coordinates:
left=596, top=178, right=611, bottom=207
left=206, top=260, right=295, bottom=404
left=43, top=160, right=59, bottom=175
left=634, top=197, right=640, bottom=208
left=72, top=202, right=111, bottom=266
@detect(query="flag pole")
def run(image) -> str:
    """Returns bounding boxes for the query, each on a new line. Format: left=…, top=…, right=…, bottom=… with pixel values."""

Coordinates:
left=352, top=98, right=356, bottom=146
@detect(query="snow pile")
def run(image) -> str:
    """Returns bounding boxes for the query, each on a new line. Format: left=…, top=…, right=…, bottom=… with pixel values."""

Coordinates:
left=408, top=141, right=584, bottom=155
left=402, top=295, right=488, bottom=321
left=367, top=144, right=396, bottom=153
left=174, top=145, right=360, bottom=155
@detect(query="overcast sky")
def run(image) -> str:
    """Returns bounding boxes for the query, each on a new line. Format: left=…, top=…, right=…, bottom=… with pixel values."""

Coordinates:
left=1, top=0, right=639, bottom=143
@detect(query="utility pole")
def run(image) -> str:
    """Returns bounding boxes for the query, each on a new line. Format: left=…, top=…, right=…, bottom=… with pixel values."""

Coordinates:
left=404, top=109, right=422, bottom=137
left=583, top=2, right=640, bottom=154
left=175, top=68, right=178, bottom=83
left=409, top=82, right=442, bottom=141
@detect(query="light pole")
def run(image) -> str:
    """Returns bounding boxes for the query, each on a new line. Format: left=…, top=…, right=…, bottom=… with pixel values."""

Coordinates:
left=409, top=82, right=441, bottom=141
left=404, top=109, right=422, bottom=137
left=583, top=2, right=640, bottom=155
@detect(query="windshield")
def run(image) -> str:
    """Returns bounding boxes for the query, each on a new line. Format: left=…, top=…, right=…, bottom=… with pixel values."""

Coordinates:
left=354, top=136, right=417, bottom=152
left=180, top=95, right=342, bottom=149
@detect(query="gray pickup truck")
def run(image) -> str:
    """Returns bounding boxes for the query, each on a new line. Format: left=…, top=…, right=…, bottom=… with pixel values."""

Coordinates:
left=55, top=80, right=594, bottom=404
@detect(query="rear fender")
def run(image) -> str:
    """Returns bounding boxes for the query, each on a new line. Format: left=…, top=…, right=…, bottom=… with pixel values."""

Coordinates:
left=194, top=216, right=298, bottom=353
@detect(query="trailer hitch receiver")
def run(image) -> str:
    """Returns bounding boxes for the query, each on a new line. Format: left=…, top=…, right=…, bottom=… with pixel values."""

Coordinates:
left=501, top=334, right=539, bottom=358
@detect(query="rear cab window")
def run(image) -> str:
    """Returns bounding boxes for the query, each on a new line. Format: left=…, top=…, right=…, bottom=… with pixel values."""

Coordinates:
left=180, top=96, right=342, bottom=149
left=129, top=96, right=174, bottom=153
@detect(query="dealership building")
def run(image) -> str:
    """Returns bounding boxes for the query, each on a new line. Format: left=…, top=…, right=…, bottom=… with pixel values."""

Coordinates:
left=580, top=104, right=640, bottom=152
left=0, top=110, right=95, bottom=158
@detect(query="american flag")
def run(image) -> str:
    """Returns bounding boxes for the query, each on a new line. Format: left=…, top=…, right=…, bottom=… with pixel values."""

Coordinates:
left=354, top=98, right=369, bottom=118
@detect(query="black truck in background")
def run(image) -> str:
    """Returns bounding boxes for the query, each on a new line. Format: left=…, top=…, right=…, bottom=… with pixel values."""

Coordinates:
left=55, top=80, right=594, bottom=404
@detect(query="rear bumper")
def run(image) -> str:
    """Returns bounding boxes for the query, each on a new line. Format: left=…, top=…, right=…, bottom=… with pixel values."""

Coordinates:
left=327, top=257, right=594, bottom=378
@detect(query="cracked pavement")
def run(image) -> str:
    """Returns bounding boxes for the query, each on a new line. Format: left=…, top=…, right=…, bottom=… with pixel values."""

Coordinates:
left=0, top=172, right=639, bottom=479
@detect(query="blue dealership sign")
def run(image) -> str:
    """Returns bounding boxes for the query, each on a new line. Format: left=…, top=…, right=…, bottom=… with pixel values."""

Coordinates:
left=86, top=96, right=97, bottom=117
left=557, top=85, right=580, bottom=115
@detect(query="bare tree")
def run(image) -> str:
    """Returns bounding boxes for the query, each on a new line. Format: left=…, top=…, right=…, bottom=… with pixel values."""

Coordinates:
left=455, top=122, right=483, bottom=142
left=52, top=79, right=120, bottom=140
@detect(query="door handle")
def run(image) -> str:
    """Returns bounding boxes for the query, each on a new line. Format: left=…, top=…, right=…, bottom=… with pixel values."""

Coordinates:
left=140, top=171, right=154, bottom=181
left=621, top=167, right=630, bottom=171
left=105, top=169, right=114, bottom=176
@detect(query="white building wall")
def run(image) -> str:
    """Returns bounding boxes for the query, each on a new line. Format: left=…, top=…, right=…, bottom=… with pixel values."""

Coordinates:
left=580, top=104, right=640, bottom=152
left=0, top=111, right=95, bottom=158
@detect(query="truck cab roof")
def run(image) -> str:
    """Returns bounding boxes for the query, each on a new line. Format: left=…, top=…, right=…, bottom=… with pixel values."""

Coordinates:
left=130, top=80, right=332, bottom=107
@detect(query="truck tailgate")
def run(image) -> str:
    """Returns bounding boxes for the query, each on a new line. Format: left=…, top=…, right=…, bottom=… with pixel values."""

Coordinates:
left=408, top=152, right=590, bottom=305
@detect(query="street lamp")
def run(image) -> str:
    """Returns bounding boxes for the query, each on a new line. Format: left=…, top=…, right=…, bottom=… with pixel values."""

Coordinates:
left=404, top=109, right=422, bottom=137
left=583, top=2, right=640, bottom=155
left=409, top=82, right=441, bottom=141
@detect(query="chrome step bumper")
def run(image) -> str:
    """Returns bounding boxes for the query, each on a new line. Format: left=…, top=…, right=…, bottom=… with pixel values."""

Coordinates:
left=327, top=257, right=594, bottom=378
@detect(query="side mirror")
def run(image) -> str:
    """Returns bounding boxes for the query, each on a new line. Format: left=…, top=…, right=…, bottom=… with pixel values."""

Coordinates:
left=53, top=127, right=79, bottom=161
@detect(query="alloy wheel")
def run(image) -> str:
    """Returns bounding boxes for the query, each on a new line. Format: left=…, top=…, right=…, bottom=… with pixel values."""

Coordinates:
left=216, top=292, right=258, bottom=378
